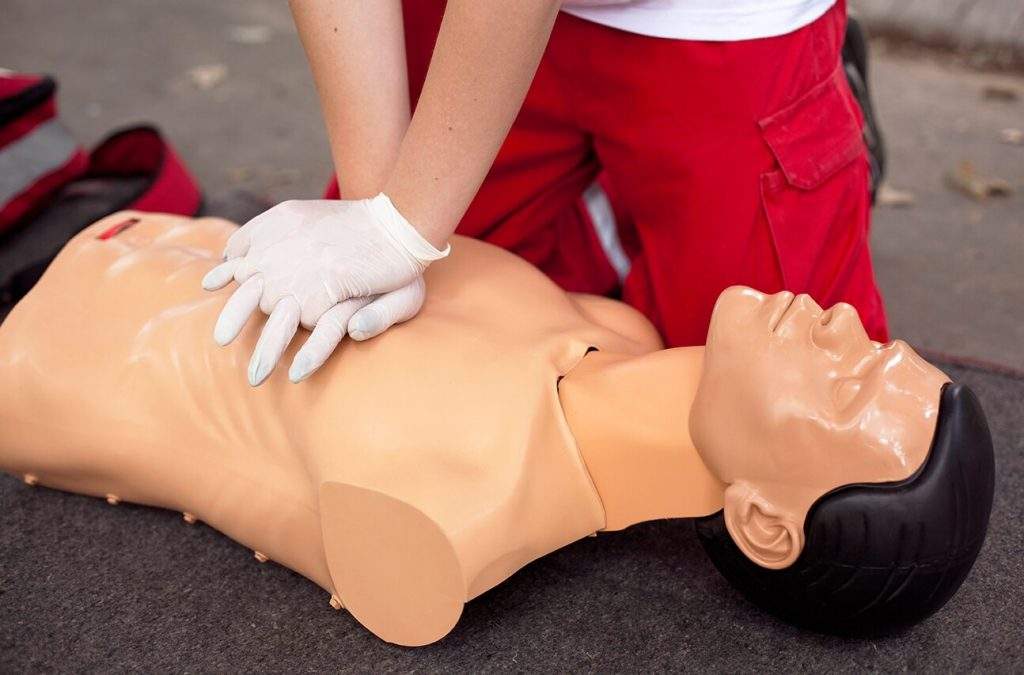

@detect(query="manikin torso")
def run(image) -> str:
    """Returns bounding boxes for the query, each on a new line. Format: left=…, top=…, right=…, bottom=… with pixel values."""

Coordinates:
left=1, top=212, right=943, bottom=645
left=0, top=212, right=724, bottom=645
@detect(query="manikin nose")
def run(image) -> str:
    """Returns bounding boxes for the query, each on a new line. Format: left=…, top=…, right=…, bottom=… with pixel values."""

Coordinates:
left=819, top=302, right=858, bottom=328
left=813, top=302, right=870, bottom=355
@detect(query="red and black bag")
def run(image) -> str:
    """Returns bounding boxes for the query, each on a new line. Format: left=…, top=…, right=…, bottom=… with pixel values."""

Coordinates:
left=0, top=72, right=202, bottom=311
left=0, top=73, right=89, bottom=232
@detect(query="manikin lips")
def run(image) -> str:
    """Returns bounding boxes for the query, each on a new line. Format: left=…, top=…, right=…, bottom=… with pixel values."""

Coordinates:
left=769, top=293, right=797, bottom=333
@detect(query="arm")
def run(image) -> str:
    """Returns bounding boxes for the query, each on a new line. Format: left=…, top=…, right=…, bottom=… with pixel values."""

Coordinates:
left=384, top=0, right=562, bottom=247
left=289, top=0, right=410, bottom=199
left=296, top=0, right=562, bottom=244
left=207, top=1, right=563, bottom=384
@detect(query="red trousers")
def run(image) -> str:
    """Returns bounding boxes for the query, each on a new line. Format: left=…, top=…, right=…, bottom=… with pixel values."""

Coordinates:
left=329, top=0, right=889, bottom=345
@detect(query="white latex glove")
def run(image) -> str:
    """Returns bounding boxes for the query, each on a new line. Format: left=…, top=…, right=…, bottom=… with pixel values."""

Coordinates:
left=201, top=194, right=448, bottom=386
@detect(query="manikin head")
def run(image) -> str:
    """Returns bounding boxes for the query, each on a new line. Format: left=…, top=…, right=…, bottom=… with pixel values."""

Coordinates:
left=690, top=287, right=995, bottom=634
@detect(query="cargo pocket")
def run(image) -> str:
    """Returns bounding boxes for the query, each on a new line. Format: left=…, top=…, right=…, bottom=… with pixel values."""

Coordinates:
left=759, top=66, right=867, bottom=292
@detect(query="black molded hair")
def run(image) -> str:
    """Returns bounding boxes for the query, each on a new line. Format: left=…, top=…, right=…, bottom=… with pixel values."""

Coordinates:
left=695, top=383, right=995, bottom=635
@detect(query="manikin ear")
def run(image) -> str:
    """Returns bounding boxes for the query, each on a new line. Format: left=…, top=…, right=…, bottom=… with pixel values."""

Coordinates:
left=722, top=481, right=804, bottom=570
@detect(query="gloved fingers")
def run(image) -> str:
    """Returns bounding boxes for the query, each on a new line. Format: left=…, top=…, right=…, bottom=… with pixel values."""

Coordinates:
left=348, top=276, right=425, bottom=342
left=213, top=274, right=264, bottom=347
left=231, top=256, right=259, bottom=284
left=288, top=296, right=373, bottom=383
left=223, top=221, right=255, bottom=259
left=248, top=296, right=301, bottom=387
left=201, top=258, right=240, bottom=291
left=270, top=288, right=331, bottom=324
left=298, top=293, right=343, bottom=330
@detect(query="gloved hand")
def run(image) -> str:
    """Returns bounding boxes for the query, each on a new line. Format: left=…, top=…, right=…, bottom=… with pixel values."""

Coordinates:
left=287, top=276, right=427, bottom=383
left=201, top=194, right=448, bottom=386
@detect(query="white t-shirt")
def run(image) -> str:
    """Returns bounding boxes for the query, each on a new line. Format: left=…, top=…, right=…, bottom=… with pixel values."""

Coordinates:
left=560, top=0, right=837, bottom=41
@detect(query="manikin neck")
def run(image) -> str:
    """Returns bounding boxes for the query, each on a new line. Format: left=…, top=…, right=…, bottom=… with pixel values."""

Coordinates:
left=559, top=347, right=726, bottom=531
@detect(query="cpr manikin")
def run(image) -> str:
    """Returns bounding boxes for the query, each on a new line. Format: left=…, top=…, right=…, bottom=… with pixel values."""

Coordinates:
left=0, top=212, right=994, bottom=646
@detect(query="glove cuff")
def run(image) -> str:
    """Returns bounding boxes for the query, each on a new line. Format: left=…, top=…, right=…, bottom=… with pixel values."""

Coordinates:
left=368, top=193, right=451, bottom=264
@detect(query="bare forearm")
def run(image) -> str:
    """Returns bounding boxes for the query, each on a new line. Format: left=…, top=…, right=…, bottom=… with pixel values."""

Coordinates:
left=383, top=0, right=561, bottom=247
left=290, top=0, right=410, bottom=199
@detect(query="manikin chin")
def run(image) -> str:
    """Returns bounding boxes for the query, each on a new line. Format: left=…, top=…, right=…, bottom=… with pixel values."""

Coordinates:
left=0, top=212, right=994, bottom=647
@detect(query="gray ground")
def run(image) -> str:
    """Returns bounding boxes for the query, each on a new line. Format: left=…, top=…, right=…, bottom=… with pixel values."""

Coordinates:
left=867, top=45, right=1024, bottom=372
left=852, top=0, right=1024, bottom=68
left=1, top=1, right=1023, bottom=672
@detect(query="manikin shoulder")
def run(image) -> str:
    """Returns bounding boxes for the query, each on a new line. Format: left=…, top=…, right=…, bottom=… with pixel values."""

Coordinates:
left=567, top=293, right=664, bottom=353
left=425, top=236, right=663, bottom=355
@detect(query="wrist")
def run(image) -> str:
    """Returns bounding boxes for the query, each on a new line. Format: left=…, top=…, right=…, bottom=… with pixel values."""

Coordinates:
left=382, top=179, right=457, bottom=250
left=367, top=193, right=450, bottom=264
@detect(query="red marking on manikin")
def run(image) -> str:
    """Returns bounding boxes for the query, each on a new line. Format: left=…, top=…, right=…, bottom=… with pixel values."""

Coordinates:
left=97, top=217, right=140, bottom=240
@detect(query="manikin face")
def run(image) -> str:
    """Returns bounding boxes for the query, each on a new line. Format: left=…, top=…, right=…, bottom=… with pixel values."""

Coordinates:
left=690, top=287, right=949, bottom=569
